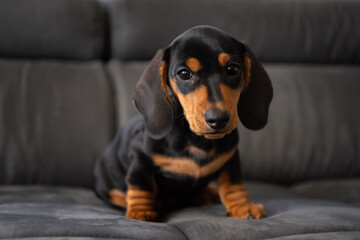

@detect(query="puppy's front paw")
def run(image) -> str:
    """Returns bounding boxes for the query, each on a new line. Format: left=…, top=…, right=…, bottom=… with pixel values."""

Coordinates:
left=227, top=203, right=266, bottom=219
left=125, top=187, right=158, bottom=221
left=126, top=209, right=159, bottom=221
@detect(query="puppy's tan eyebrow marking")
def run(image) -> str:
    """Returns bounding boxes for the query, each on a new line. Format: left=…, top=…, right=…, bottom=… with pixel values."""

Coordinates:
left=186, top=57, right=202, bottom=72
left=218, top=53, right=231, bottom=67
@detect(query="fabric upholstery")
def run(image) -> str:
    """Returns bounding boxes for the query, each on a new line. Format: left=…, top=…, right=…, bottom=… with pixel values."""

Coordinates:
left=240, top=64, right=360, bottom=183
left=292, top=179, right=360, bottom=205
left=103, top=0, right=360, bottom=63
left=0, top=186, right=185, bottom=239
left=0, top=60, right=115, bottom=187
left=106, top=61, right=147, bottom=129
left=1, top=183, right=359, bottom=239
left=0, top=0, right=105, bottom=60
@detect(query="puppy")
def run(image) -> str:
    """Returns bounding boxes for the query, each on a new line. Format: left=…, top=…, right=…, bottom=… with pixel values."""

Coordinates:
left=94, top=25, right=273, bottom=221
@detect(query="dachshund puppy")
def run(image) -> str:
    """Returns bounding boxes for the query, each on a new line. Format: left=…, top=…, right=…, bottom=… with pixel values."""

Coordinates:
left=94, top=25, right=273, bottom=221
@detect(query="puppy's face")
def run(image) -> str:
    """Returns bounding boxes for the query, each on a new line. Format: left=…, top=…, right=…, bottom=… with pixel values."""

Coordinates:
left=167, top=28, right=248, bottom=139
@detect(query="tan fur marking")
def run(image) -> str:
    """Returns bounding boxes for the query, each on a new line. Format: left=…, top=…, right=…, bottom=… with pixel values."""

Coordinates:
left=170, top=79, right=240, bottom=138
left=109, top=189, right=127, bottom=208
left=218, top=53, right=231, bottom=67
left=242, top=56, right=251, bottom=93
left=186, top=57, right=202, bottom=72
left=214, top=84, right=241, bottom=131
left=186, top=145, right=216, bottom=158
left=160, top=61, right=174, bottom=107
left=127, top=188, right=156, bottom=198
left=153, top=154, right=198, bottom=176
left=170, top=81, right=209, bottom=135
left=153, top=146, right=237, bottom=178
left=200, top=147, right=237, bottom=177
left=203, top=84, right=241, bottom=137
left=126, top=185, right=158, bottom=221
left=217, top=171, right=266, bottom=219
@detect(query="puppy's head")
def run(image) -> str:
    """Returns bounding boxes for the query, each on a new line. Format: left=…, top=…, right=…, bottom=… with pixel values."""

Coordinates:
left=133, top=26, right=273, bottom=139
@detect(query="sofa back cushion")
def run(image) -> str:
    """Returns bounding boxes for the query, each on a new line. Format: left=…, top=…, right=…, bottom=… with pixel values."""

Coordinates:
left=239, top=65, right=360, bottom=183
left=104, top=0, right=360, bottom=64
left=0, top=0, right=112, bottom=187
left=0, top=60, right=115, bottom=187
left=0, top=0, right=105, bottom=60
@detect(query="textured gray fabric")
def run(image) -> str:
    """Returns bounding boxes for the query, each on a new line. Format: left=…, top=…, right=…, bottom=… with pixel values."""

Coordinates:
left=0, top=60, right=115, bottom=187
left=106, top=61, right=147, bottom=129
left=0, top=0, right=105, bottom=60
left=103, top=0, right=360, bottom=63
left=292, top=179, right=360, bottom=204
left=1, top=239, right=112, bottom=240
left=240, top=64, right=360, bottom=183
left=0, top=204, right=184, bottom=239
left=0, top=186, right=185, bottom=240
left=264, top=232, right=360, bottom=240
left=0, top=185, right=106, bottom=207
left=169, top=204, right=360, bottom=240
left=1, top=183, right=359, bottom=239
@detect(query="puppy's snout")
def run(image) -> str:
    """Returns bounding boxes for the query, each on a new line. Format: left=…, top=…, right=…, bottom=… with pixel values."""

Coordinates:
left=205, top=109, right=230, bottom=129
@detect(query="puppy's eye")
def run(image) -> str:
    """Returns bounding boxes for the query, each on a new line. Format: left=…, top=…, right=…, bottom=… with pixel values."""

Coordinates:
left=226, top=64, right=240, bottom=76
left=177, top=69, right=192, bottom=80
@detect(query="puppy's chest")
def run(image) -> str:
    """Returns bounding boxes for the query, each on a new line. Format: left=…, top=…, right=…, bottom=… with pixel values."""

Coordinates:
left=152, top=144, right=236, bottom=179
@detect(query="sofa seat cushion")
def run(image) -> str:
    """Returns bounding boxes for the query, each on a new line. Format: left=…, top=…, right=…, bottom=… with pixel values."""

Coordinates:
left=1, top=180, right=359, bottom=239
left=167, top=203, right=360, bottom=240
left=166, top=179, right=360, bottom=240
left=292, top=179, right=360, bottom=206
left=0, top=186, right=185, bottom=240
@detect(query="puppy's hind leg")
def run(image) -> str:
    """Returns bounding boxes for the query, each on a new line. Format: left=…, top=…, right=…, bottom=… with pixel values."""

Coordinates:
left=109, top=189, right=127, bottom=208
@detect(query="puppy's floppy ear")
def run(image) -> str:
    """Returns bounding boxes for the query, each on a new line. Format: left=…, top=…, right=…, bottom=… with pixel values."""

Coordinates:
left=238, top=44, right=273, bottom=130
left=133, top=48, right=174, bottom=139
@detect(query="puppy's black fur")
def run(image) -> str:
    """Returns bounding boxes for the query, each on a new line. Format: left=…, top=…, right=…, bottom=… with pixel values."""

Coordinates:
left=94, top=26, right=272, bottom=221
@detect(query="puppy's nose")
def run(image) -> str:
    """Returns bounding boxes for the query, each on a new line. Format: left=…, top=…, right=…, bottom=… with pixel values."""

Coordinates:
left=205, top=109, right=230, bottom=129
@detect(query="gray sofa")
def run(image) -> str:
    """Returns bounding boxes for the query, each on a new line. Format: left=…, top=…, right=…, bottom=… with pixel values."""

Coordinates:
left=1, top=0, right=360, bottom=239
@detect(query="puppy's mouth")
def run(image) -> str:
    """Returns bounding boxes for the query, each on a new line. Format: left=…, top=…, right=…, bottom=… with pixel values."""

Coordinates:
left=195, top=129, right=234, bottom=139
left=204, top=133, right=227, bottom=139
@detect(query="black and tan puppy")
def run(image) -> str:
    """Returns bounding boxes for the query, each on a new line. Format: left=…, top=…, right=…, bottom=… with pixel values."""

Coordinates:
left=94, top=25, right=273, bottom=221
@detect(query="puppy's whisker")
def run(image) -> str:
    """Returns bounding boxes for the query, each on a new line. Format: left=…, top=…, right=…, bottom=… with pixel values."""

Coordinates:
left=175, top=113, right=185, bottom=119
left=180, top=119, right=186, bottom=127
